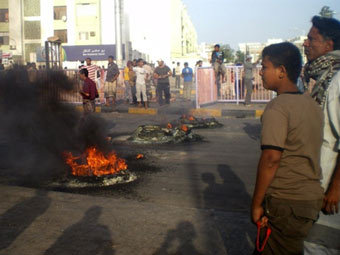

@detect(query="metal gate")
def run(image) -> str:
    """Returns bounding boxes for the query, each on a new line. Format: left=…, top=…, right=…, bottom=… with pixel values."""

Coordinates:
left=195, top=66, right=274, bottom=108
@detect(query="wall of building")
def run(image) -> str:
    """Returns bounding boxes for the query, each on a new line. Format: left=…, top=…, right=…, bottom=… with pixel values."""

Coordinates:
left=0, top=0, right=9, bottom=53
left=4, top=0, right=198, bottom=65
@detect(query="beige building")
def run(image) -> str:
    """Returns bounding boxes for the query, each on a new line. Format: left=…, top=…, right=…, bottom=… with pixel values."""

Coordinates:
left=239, top=37, right=307, bottom=64
left=124, top=0, right=198, bottom=64
left=0, top=0, right=9, bottom=56
left=170, top=0, right=198, bottom=59
left=1, top=0, right=198, bottom=65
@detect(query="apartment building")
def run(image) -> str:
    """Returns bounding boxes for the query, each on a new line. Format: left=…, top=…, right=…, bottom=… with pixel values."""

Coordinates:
left=1, top=0, right=198, bottom=65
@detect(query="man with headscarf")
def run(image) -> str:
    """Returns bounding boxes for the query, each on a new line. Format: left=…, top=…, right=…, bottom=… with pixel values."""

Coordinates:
left=303, top=16, right=340, bottom=255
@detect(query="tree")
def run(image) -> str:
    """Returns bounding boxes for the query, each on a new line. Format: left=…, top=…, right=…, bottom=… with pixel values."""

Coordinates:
left=234, top=50, right=245, bottom=64
left=320, top=6, right=334, bottom=18
left=220, top=44, right=235, bottom=63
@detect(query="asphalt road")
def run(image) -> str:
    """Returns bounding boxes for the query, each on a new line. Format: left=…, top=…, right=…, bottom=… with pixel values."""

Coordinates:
left=0, top=113, right=262, bottom=255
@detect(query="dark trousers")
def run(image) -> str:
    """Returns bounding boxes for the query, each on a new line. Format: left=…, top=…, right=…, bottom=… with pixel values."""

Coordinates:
left=131, top=84, right=137, bottom=104
left=83, top=99, right=95, bottom=113
left=245, top=78, right=253, bottom=105
left=254, top=196, right=322, bottom=255
left=157, top=82, right=170, bottom=105
left=175, top=75, right=181, bottom=89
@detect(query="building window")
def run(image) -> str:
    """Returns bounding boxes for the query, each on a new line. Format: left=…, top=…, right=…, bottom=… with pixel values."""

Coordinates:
left=0, top=36, right=9, bottom=45
left=24, top=21, right=41, bottom=40
left=79, top=32, right=89, bottom=41
left=54, top=30, right=67, bottom=43
left=24, top=0, right=40, bottom=17
left=54, top=6, right=67, bottom=20
left=0, top=9, right=8, bottom=23
left=76, top=4, right=97, bottom=16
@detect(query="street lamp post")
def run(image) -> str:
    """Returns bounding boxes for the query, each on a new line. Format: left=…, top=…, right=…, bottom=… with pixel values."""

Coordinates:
left=115, top=0, right=123, bottom=67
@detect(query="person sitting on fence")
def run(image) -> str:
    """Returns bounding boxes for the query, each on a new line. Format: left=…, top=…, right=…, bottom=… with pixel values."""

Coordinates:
left=211, top=44, right=226, bottom=82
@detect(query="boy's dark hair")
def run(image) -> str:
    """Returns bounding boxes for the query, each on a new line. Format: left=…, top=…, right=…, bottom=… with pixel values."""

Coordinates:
left=312, top=16, right=340, bottom=50
left=108, top=55, right=114, bottom=59
left=184, top=62, right=188, bottom=66
left=137, top=58, right=144, bottom=64
left=79, top=68, right=88, bottom=77
left=262, top=42, right=302, bottom=83
left=214, top=44, right=220, bottom=48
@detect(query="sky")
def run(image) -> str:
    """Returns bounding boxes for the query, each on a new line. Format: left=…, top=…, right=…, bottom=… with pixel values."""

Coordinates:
left=181, top=0, right=340, bottom=50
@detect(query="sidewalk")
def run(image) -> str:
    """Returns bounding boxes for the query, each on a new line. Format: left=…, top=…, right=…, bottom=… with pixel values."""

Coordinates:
left=77, top=99, right=266, bottom=118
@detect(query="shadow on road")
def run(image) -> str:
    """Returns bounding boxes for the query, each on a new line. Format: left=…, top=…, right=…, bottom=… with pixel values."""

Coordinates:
left=153, top=221, right=204, bottom=255
left=0, top=189, right=51, bottom=250
left=202, top=164, right=251, bottom=211
left=202, top=164, right=255, bottom=254
left=45, top=206, right=115, bottom=255
left=243, top=122, right=261, bottom=141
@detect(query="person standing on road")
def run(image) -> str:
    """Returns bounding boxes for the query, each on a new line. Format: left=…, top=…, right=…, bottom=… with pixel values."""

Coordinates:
left=83, top=58, right=99, bottom=84
left=252, top=42, right=324, bottom=254
left=79, top=68, right=98, bottom=114
left=128, top=63, right=137, bottom=105
left=104, top=56, right=119, bottom=107
left=143, top=61, right=153, bottom=101
left=154, top=59, right=172, bottom=106
left=175, top=62, right=181, bottom=89
left=243, top=56, right=260, bottom=106
left=124, top=61, right=132, bottom=104
left=181, top=62, right=193, bottom=101
left=133, top=59, right=148, bottom=108
left=0, top=59, right=4, bottom=70
left=303, top=16, right=340, bottom=255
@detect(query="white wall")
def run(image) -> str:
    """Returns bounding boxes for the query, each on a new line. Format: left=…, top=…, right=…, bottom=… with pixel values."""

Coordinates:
left=40, top=0, right=54, bottom=44
left=66, top=0, right=76, bottom=45
left=100, top=0, right=116, bottom=44
left=124, top=0, right=172, bottom=64
left=8, top=0, right=23, bottom=56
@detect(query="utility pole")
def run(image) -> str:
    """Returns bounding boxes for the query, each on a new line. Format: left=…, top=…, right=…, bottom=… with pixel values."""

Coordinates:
left=115, top=0, right=123, bottom=67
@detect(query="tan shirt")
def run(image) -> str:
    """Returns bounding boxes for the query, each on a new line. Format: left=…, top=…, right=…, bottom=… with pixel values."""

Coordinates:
left=261, top=92, right=324, bottom=200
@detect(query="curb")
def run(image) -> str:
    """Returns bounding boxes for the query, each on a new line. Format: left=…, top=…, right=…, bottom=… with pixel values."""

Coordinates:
left=128, top=107, right=157, bottom=115
left=75, top=105, right=264, bottom=118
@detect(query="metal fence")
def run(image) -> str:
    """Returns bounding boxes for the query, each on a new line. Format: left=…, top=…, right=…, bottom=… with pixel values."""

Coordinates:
left=60, top=69, right=126, bottom=104
left=195, top=66, right=274, bottom=108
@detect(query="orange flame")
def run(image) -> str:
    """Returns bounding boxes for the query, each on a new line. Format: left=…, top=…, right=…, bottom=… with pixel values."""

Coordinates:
left=64, top=147, right=128, bottom=177
left=167, top=123, right=173, bottom=129
left=188, top=116, right=195, bottom=121
left=181, top=125, right=188, bottom=132
left=136, top=154, right=144, bottom=160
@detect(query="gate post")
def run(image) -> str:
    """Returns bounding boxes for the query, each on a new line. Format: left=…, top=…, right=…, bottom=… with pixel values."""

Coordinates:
left=235, top=67, right=239, bottom=105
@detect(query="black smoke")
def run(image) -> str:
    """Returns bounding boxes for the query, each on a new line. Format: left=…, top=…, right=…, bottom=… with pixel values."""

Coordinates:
left=0, top=67, right=109, bottom=183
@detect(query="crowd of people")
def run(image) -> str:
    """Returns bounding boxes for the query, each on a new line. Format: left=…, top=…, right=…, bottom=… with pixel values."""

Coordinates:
left=79, top=56, right=195, bottom=113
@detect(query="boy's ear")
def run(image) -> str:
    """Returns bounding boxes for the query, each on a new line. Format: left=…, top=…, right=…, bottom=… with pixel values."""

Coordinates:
left=278, top=65, right=287, bottom=79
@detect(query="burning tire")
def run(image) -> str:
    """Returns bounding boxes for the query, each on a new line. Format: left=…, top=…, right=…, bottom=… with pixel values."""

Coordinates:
left=128, top=125, right=202, bottom=144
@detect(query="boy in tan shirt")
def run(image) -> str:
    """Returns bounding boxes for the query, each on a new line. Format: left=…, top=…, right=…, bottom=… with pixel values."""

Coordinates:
left=252, top=42, right=324, bottom=254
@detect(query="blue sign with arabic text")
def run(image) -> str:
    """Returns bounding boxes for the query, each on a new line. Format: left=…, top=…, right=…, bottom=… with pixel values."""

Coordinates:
left=62, top=45, right=117, bottom=61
